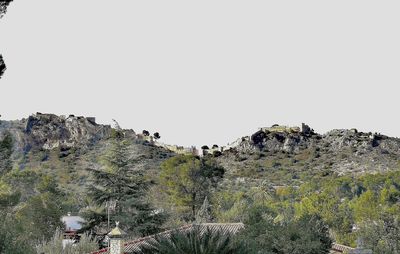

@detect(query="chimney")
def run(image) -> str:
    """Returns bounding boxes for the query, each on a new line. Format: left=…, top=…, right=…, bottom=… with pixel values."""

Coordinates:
left=108, top=222, right=126, bottom=254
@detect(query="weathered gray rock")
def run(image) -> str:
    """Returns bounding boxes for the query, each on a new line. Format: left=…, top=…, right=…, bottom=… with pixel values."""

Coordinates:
left=0, top=113, right=115, bottom=154
left=219, top=124, right=400, bottom=177
left=25, top=113, right=113, bottom=151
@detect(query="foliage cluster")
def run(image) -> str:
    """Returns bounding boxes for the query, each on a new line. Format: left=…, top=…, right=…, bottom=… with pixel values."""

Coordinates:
left=210, top=169, right=400, bottom=251
left=132, top=225, right=247, bottom=254
left=36, top=228, right=98, bottom=254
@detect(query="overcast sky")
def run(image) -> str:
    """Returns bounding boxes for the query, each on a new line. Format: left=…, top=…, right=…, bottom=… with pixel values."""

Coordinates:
left=0, top=1, right=399, bottom=147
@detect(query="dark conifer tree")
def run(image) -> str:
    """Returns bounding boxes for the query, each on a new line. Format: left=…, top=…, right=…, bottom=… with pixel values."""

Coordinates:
left=85, top=128, right=165, bottom=236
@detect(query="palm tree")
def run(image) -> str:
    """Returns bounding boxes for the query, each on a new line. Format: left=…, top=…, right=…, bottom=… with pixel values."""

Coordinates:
left=131, top=225, right=246, bottom=254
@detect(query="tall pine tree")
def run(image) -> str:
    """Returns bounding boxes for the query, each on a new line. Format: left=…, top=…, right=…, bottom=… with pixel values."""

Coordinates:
left=85, top=128, right=164, bottom=237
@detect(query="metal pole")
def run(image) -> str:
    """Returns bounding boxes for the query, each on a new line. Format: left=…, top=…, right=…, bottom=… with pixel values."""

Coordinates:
left=108, top=205, right=110, bottom=230
left=107, top=204, right=110, bottom=250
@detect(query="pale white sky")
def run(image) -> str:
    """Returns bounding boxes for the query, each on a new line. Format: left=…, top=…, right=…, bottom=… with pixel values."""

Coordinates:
left=0, top=1, right=399, bottom=147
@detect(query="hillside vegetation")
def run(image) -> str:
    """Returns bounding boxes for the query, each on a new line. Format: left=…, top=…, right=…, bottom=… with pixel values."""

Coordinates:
left=1, top=114, right=400, bottom=253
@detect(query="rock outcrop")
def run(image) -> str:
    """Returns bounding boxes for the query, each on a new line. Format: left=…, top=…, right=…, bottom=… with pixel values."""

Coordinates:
left=231, top=124, right=318, bottom=154
left=25, top=113, right=112, bottom=150
left=218, top=124, right=400, bottom=177
left=0, top=113, right=114, bottom=153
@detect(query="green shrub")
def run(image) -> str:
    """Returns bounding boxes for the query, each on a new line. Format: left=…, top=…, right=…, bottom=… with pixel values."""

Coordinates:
left=36, top=228, right=98, bottom=254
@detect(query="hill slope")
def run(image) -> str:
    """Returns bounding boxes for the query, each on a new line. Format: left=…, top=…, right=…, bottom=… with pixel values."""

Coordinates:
left=200, top=124, right=400, bottom=188
left=0, top=113, right=174, bottom=210
left=1, top=115, right=400, bottom=204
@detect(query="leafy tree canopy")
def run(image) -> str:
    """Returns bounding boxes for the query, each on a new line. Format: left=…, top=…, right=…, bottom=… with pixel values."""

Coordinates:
left=159, top=155, right=224, bottom=221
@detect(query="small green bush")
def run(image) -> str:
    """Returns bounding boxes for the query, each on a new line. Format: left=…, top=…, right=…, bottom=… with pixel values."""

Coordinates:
left=36, top=228, right=98, bottom=254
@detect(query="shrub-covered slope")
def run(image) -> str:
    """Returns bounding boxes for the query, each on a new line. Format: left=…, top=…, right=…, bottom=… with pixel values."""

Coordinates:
left=214, top=124, right=400, bottom=189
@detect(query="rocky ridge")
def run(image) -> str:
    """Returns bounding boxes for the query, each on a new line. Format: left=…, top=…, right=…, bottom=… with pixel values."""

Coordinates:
left=213, top=124, right=400, bottom=189
left=1, top=114, right=400, bottom=188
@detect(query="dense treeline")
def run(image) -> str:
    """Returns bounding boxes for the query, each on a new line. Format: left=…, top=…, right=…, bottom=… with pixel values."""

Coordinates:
left=207, top=170, right=400, bottom=253
left=0, top=133, right=64, bottom=253
left=155, top=153, right=400, bottom=253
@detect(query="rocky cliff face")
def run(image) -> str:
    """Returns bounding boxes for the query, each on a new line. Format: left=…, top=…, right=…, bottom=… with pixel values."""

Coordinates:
left=0, top=113, right=114, bottom=154
left=25, top=113, right=112, bottom=150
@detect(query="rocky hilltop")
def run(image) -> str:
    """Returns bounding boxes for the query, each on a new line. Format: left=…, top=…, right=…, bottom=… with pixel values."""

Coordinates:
left=0, top=113, right=114, bottom=153
left=210, top=124, right=400, bottom=188
left=229, top=124, right=400, bottom=156
left=0, top=113, right=193, bottom=157
left=1, top=114, right=400, bottom=189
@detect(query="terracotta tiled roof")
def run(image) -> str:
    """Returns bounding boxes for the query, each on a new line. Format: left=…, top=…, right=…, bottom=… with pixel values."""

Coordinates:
left=90, top=223, right=245, bottom=254
left=330, top=243, right=355, bottom=253
left=192, top=223, right=245, bottom=235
